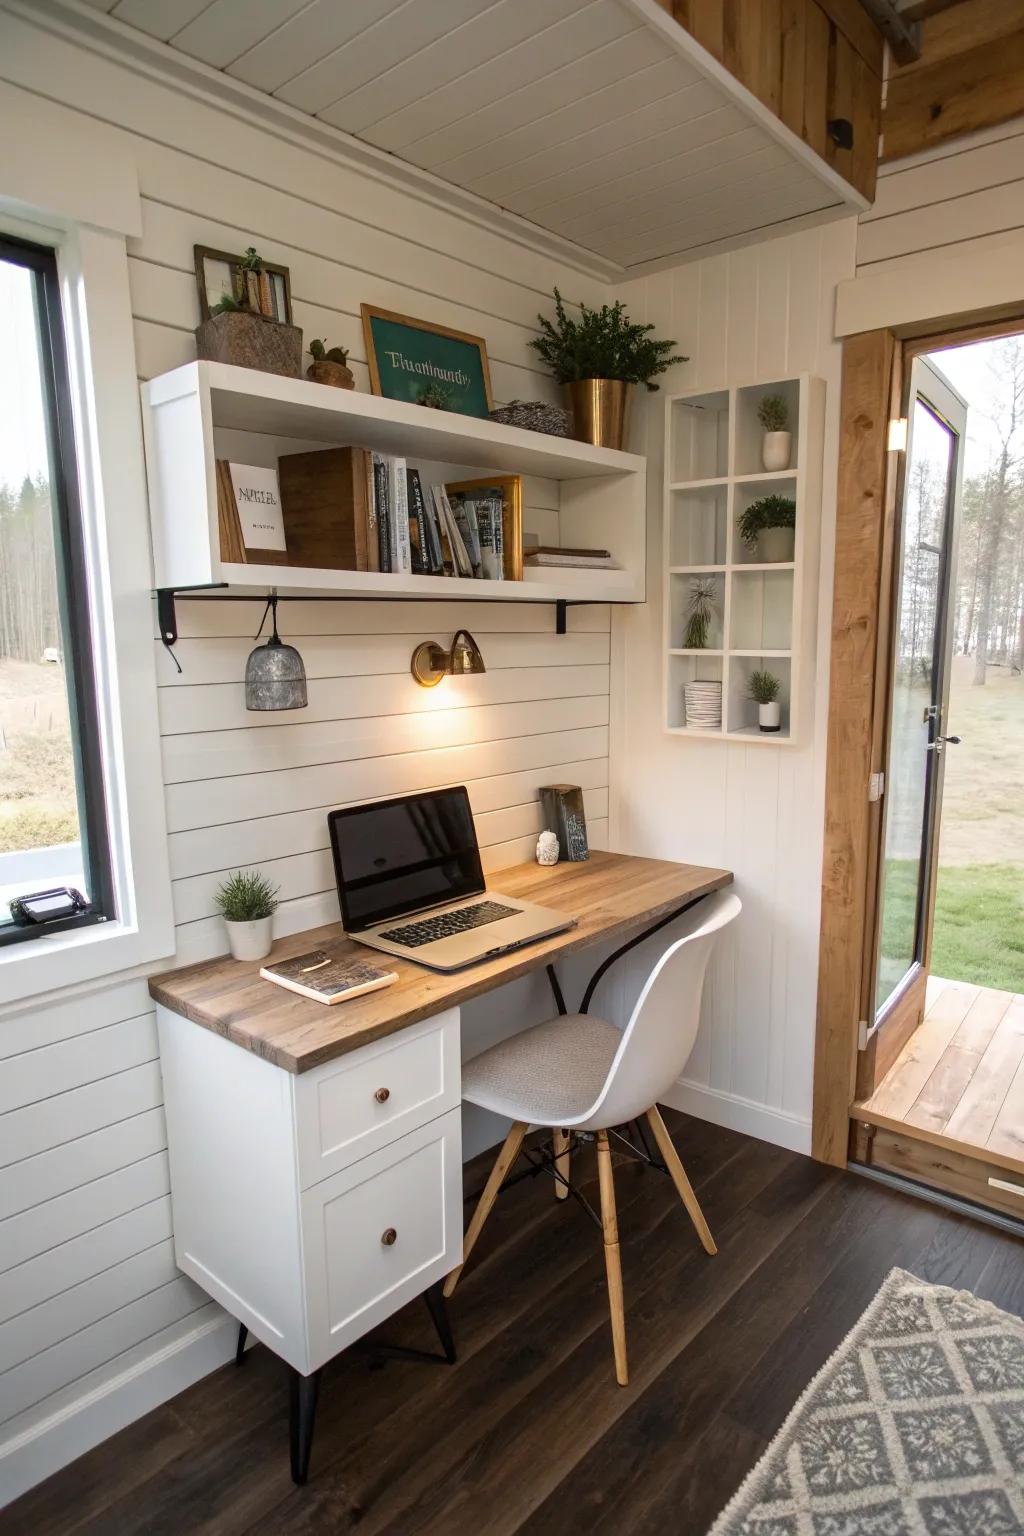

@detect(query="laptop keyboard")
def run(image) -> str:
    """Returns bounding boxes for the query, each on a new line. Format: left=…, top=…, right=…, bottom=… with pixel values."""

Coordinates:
left=379, top=900, right=518, bottom=949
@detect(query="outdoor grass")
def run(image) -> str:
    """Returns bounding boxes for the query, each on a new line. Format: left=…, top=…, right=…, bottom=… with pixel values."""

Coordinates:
left=879, top=858, right=1024, bottom=996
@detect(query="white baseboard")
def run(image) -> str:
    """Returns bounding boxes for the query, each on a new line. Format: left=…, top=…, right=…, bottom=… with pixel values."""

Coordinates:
left=0, top=1304, right=236, bottom=1510
left=663, top=1078, right=812, bottom=1156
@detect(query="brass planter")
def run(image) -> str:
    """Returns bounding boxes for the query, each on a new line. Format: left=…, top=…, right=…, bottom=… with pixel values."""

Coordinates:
left=565, top=378, right=632, bottom=451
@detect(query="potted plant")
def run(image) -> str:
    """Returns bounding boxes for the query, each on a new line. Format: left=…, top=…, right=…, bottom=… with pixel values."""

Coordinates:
left=737, top=494, right=796, bottom=563
left=214, top=869, right=280, bottom=961
left=195, top=247, right=303, bottom=378
left=683, top=577, right=717, bottom=649
left=757, top=394, right=792, bottom=471
left=748, top=669, right=782, bottom=733
left=418, top=381, right=454, bottom=410
left=530, top=288, right=686, bottom=450
left=307, top=338, right=354, bottom=389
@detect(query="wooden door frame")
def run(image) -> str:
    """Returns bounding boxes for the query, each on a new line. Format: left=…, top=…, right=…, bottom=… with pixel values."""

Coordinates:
left=813, top=308, right=1024, bottom=1168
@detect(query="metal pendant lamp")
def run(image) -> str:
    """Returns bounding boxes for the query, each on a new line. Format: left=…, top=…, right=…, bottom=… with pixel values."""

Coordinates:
left=245, top=596, right=308, bottom=711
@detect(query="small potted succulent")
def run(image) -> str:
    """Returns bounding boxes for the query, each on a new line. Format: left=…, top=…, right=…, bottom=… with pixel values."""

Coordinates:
left=214, top=869, right=280, bottom=961
left=737, top=494, right=796, bottom=563
left=195, top=247, right=302, bottom=378
left=530, top=288, right=686, bottom=450
left=307, top=337, right=354, bottom=389
left=757, top=394, right=792, bottom=471
left=749, top=669, right=782, bottom=733
left=418, top=381, right=454, bottom=410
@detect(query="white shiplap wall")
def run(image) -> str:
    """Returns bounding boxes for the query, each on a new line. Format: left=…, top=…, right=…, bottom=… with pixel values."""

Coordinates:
left=0, top=6, right=614, bottom=1503
left=857, top=119, right=1024, bottom=277
left=611, top=219, right=857, bottom=1152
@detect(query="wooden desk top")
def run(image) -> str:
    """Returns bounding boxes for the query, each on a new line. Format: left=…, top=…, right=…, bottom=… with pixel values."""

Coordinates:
left=149, top=851, right=732, bottom=1073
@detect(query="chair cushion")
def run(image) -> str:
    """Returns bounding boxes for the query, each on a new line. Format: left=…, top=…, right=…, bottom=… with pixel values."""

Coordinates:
left=461, top=1013, right=621, bottom=1125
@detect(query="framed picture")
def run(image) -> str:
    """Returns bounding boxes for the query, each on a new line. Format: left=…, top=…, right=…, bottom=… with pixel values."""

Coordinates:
left=445, top=475, right=523, bottom=581
left=361, top=304, right=493, bottom=418
left=194, top=246, right=293, bottom=325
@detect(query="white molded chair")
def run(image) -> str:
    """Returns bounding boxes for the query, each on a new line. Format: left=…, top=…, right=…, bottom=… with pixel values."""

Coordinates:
left=444, top=890, right=741, bottom=1385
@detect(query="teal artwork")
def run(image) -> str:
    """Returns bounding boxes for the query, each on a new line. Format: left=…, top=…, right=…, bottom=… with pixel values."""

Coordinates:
left=362, top=307, right=493, bottom=419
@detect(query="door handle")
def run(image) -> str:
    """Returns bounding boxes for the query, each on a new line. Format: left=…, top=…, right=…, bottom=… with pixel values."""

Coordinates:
left=926, top=735, right=961, bottom=753
left=939, top=735, right=961, bottom=745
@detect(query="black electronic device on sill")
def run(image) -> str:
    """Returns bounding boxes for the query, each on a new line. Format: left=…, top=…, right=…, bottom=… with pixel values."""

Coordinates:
left=8, top=886, right=91, bottom=926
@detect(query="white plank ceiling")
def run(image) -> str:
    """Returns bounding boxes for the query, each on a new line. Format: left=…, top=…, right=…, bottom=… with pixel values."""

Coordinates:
left=83, top=0, right=859, bottom=271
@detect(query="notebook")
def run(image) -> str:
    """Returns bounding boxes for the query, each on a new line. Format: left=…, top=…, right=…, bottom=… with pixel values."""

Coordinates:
left=260, top=950, right=398, bottom=1005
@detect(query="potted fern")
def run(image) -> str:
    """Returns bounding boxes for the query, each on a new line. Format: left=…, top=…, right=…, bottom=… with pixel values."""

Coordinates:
left=737, top=494, right=796, bottom=563
left=214, top=869, right=280, bottom=961
left=758, top=394, right=792, bottom=471
left=749, top=670, right=782, bottom=733
left=530, top=288, right=686, bottom=450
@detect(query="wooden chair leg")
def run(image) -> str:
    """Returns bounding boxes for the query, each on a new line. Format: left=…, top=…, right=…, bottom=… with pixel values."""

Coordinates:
left=443, top=1120, right=527, bottom=1298
left=596, top=1130, right=628, bottom=1386
left=645, top=1105, right=717, bottom=1256
left=552, top=1128, right=570, bottom=1200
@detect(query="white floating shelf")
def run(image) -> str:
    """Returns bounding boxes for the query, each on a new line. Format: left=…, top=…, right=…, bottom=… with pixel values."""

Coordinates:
left=142, top=362, right=646, bottom=606
left=663, top=374, right=826, bottom=742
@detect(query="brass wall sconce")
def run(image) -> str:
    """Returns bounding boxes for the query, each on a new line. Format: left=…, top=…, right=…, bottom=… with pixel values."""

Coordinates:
left=410, top=629, right=487, bottom=688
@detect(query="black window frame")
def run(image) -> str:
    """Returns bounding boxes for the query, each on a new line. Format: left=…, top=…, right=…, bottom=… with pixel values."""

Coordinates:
left=0, top=234, right=115, bottom=947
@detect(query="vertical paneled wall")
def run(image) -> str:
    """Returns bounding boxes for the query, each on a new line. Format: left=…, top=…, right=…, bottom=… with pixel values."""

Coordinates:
left=0, top=8, right=612, bottom=1501
left=612, top=220, right=856, bottom=1151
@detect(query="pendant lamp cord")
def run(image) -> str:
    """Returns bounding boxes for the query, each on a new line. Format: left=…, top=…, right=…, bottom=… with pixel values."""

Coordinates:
left=253, top=595, right=279, bottom=642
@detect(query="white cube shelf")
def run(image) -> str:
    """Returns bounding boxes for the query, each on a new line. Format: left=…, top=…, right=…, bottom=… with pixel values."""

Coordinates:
left=664, top=375, right=825, bottom=743
left=141, top=362, right=646, bottom=606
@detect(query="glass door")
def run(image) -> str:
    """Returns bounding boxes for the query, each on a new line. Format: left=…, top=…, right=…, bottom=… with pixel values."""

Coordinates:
left=872, top=358, right=967, bottom=1026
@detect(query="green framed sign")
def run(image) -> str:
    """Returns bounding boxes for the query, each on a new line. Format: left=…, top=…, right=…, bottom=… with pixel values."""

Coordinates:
left=361, top=305, right=494, bottom=419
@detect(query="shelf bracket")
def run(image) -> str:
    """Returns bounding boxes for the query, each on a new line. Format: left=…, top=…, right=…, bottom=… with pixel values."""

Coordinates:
left=556, top=599, right=568, bottom=635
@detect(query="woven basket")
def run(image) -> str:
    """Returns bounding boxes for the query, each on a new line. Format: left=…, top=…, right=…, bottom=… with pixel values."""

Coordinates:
left=489, top=399, right=573, bottom=437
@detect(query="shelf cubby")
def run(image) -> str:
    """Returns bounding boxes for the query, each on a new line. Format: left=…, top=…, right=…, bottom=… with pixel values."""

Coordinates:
left=662, top=374, right=825, bottom=745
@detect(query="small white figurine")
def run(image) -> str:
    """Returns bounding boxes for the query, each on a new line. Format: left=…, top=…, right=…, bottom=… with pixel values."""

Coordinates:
left=536, top=829, right=559, bottom=866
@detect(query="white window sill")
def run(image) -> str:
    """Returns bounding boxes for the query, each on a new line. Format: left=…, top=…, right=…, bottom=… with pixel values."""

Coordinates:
left=0, top=913, right=175, bottom=1013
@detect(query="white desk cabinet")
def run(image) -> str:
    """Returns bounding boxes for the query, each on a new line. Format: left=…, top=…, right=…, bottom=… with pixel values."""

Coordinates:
left=156, top=1005, right=462, bottom=1377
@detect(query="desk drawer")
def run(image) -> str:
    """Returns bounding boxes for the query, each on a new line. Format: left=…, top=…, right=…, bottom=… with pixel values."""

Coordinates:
left=295, top=1009, right=459, bottom=1189
left=301, top=1108, right=462, bottom=1370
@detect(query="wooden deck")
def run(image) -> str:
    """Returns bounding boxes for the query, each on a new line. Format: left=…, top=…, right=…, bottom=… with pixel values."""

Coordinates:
left=859, top=976, right=1024, bottom=1161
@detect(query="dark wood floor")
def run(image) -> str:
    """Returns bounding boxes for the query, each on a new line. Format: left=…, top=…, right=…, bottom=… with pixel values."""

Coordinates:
left=6, top=1112, right=1024, bottom=1536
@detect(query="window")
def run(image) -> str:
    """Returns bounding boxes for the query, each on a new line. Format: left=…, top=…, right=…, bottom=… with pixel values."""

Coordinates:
left=0, top=235, right=114, bottom=945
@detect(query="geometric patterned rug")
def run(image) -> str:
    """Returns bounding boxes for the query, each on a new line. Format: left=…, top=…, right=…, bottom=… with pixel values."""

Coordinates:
left=709, top=1267, right=1024, bottom=1535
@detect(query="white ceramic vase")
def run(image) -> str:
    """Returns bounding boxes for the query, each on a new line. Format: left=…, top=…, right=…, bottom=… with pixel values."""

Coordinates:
left=758, top=525, right=795, bottom=563
left=759, top=700, right=782, bottom=734
left=225, top=916, right=273, bottom=961
left=762, top=430, right=791, bottom=471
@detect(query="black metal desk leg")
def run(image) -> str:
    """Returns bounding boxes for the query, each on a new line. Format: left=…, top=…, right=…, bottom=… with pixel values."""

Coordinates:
left=423, top=1280, right=457, bottom=1363
left=235, top=1323, right=248, bottom=1365
left=289, top=1368, right=321, bottom=1485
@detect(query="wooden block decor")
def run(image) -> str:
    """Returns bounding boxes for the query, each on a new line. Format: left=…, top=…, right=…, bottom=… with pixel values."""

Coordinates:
left=215, top=461, right=289, bottom=566
left=278, top=447, right=374, bottom=572
left=539, top=784, right=589, bottom=863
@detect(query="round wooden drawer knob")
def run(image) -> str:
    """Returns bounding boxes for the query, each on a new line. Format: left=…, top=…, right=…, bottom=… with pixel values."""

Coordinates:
left=381, top=1227, right=398, bottom=1247
left=374, top=1087, right=390, bottom=1103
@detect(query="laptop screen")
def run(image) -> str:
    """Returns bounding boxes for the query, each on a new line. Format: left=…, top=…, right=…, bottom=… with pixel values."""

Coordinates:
left=328, top=787, right=485, bottom=932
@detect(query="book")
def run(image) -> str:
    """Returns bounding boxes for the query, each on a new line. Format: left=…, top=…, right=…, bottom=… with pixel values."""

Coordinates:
left=477, top=497, right=503, bottom=580
left=530, top=546, right=612, bottom=559
left=524, top=552, right=619, bottom=569
left=372, top=452, right=392, bottom=572
left=406, top=468, right=429, bottom=574
left=389, top=456, right=412, bottom=574
left=452, top=498, right=482, bottom=577
left=260, top=950, right=398, bottom=1005
left=422, top=484, right=444, bottom=573
left=278, top=446, right=372, bottom=571
left=364, top=452, right=380, bottom=573
left=430, top=485, right=456, bottom=575
left=438, top=488, right=473, bottom=577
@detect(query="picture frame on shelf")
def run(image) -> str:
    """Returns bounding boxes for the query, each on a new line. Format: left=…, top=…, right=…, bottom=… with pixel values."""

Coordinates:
left=194, top=245, right=293, bottom=324
left=361, top=304, right=493, bottom=417
left=444, top=474, right=523, bottom=581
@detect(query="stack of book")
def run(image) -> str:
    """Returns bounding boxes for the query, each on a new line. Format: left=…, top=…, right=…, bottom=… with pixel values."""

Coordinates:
left=277, top=446, right=507, bottom=580
left=523, top=546, right=620, bottom=570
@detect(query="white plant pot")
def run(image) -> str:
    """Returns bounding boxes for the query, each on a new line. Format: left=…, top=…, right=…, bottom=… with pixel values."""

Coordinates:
left=225, top=916, right=273, bottom=961
left=762, top=430, right=791, bottom=471
left=758, top=525, right=795, bottom=563
left=758, top=700, right=782, bottom=734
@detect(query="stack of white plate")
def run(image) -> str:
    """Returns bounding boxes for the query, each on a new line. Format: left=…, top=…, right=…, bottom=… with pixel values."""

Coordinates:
left=684, top=679, right=722, bottom=729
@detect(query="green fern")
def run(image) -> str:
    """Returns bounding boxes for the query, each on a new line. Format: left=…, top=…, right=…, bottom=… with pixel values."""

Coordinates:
left=748, top=669, right=782, bottom=705
left=529, top=288, right=687, bottom=392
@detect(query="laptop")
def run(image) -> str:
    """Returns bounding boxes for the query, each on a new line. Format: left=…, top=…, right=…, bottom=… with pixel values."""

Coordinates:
left=328, top=787, right=575, bottom=972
